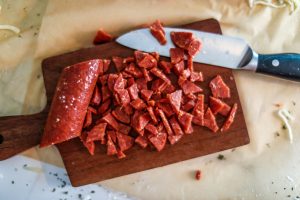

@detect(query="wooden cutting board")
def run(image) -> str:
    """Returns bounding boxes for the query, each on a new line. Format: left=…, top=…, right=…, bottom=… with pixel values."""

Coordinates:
left=0, top=19, right=249, bottom=186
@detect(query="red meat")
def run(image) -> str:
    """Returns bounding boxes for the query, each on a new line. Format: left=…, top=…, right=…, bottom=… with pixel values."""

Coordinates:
left=98, top=98, right=111, bottom=114
left=93, top=30, right=113, bottom=45
left=135, top=135, right=148, bottom=148
left=141, top=68, right=153, bottom=82
left=124, top=63, right=143, bottom=78
left=141, top=89, right=153, bottom=101
left=170, top=31, right=193, bottom=49
left=173, top=60, right=185, bottom=76
left=188, top=39, right=202, bottom=57
left=147, top=106, right=158, bottom=124
left=40, top=59, right=101, bottom=147
left=112, top=56, right=125, bottom=72
left=86, top=123, right=107, bottom=143
left=112, top=106, right=130, bottom=124
left=190, top=72, right=203, bottom=82
left=148, top=131, right=167, bottom=151
left=192, top=94, right=204, bottom=126
left=102, top=113, right=120, bottom=131
left=169, top=116, right=184, bottom=136
left=181, top=80, right=203, bottom=95
left=116, top=132, right=134, bottom=152
left=145, top=123, right=159, bottom=135
left=159, top=61, right=173, bottom=74
left=157, top=108, right=173, bottom=135
left=130, top=98, right=147, bottom=110
left=221, top=103, right=238, bottom=132
left=127, top=83, right=139, bottom=100
left=107, top=135, right=118, bottom=156
left=150, top=68, right=171, bottom=85
left=170, top=48, right=184, bottom=64
left=209, top=75, right=230, bottom=99
left=167, top=90, right=182, bottom=114
left=80, top=132, right=95, bottom=155
left=178, top=111, right=194, bottom=134
left=203, top=108, right=219, bottom=132
left=149, top=20, right=166, bottom=45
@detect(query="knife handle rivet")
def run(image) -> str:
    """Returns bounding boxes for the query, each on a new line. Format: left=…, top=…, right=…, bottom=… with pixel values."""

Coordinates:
left=272, top=59, right=280, bottom=67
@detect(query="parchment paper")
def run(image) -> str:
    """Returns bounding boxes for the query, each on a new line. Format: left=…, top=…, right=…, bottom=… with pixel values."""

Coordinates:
left=2, top=0, right=300, bottom=199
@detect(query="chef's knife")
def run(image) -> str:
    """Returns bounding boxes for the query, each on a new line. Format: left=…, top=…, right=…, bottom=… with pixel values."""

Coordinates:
left=116, top=27, right=300, bottom=81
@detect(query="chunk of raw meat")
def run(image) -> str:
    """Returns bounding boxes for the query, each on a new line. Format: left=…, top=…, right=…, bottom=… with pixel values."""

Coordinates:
left=101, top=85, right=111, bottom=102
left=80, top=132, right=95, bottom=155
left=145, top=123, right=159, bottom=135
left=135, top=135, right=148, bottom=148
left=149, top=20, right=166, bottom=45
left=107, top=135, right=117, bottom=155
left=209, top=75, right=230, bottom=99
left=169, top=116, right=184, bottom=136
left=190, top=72, right=203, bottom=82
left=192, top=94, right=204, bottom=126
left=209, top=96, right=231, bottom=116
left=130, top=98, right=147, bottom=110
left=141, top=89, right=153, bottom=101
left=147, top=106, right=158, bottom=124
left=170, top=31, right=193, bottom=49
left=116, top=132, right=134, bottom=152
left=181, top=80, right=203, bottom=95
left=98, top=98, right=111, bottom=114
left=127, top=83, right=139, bottom=100
left=112, top=106, right=130, bottom=124
left=203, top=108, right=219, bottom=132
left=135, top=51, right=157, bottom=69
left=83, top=109, right=92, bottom=128
left=178, top=111, right=194, bottom=134
left=148, top=131, right=167, bottom=151
left=170, top=48, right=184, bottom=64
left=150, top=67, right=171, bottom=85
left=159, top=61, right=173, bottom=74
left=181, top=99, right=196, bottom=112
left=102, top=113, right=120, bottom=130
left=157, top=108, right=173, bottom=135
left=221, top=103, right=238, bottom=132
left=86, top=123, right=107, bottom=143
left=124, top=63, right=143, bottom=78
left=112, top=56, right=125, bottom=72
left=115, top=89, right=130, bottom=106
left=173, top=60, right=185, bottom=76
left=93, top=29, right=113, bottom=45
left=167, top=90, right=182, bottom=114
left=188, top=39, right=202, bottom=57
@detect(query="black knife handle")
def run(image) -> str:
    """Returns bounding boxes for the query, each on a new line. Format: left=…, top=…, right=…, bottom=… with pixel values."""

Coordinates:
left=257, top=53, right=300, bottom=81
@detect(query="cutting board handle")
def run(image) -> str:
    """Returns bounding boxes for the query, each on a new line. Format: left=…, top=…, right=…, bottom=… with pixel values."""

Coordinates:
left=0, top=112, right=46, bottom=160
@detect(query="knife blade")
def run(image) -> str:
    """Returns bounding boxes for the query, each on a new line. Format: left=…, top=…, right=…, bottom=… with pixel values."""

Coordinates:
left=116, top=27, right=300, bottom=81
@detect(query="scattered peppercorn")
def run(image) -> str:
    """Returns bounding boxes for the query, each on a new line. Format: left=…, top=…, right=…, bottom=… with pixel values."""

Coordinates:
left=287, top=195, right=291, bottom=197
left=284, top=187, right=286, bottom=190
left=54, top=173, right=58, bottom=176
left=52, top=188, right=56, bottom=192
left=275, top=132, right=280, bottom=137
left=292, top=101, right=296, bottom=106
left=63, top=191, right=68, bottom=195
left=78, top=194, right=82, bottom=199
left=11, top=180, right=14, bottom=184
left=195, top=170, right=201, bottom=180
left=217, top=154, right=225, bottom=160
left=23, top=164, right=28, bottom=167
left=91, top=190, right=95, bottom=193
left=282, top=125, right=287, bottom=130
left=291, top=187, right=294, bottom=191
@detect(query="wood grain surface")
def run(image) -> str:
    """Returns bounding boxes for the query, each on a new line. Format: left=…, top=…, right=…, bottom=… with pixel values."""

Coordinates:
left=0, top=19, right=249, bottom=186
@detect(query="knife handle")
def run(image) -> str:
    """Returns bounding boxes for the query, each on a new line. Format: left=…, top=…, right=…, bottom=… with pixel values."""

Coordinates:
left=256, top=53, right=300, bottom=81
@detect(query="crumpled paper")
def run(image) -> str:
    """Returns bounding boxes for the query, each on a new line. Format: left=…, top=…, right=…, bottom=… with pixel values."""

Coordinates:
left=2, top=0, right=300, bottom=199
